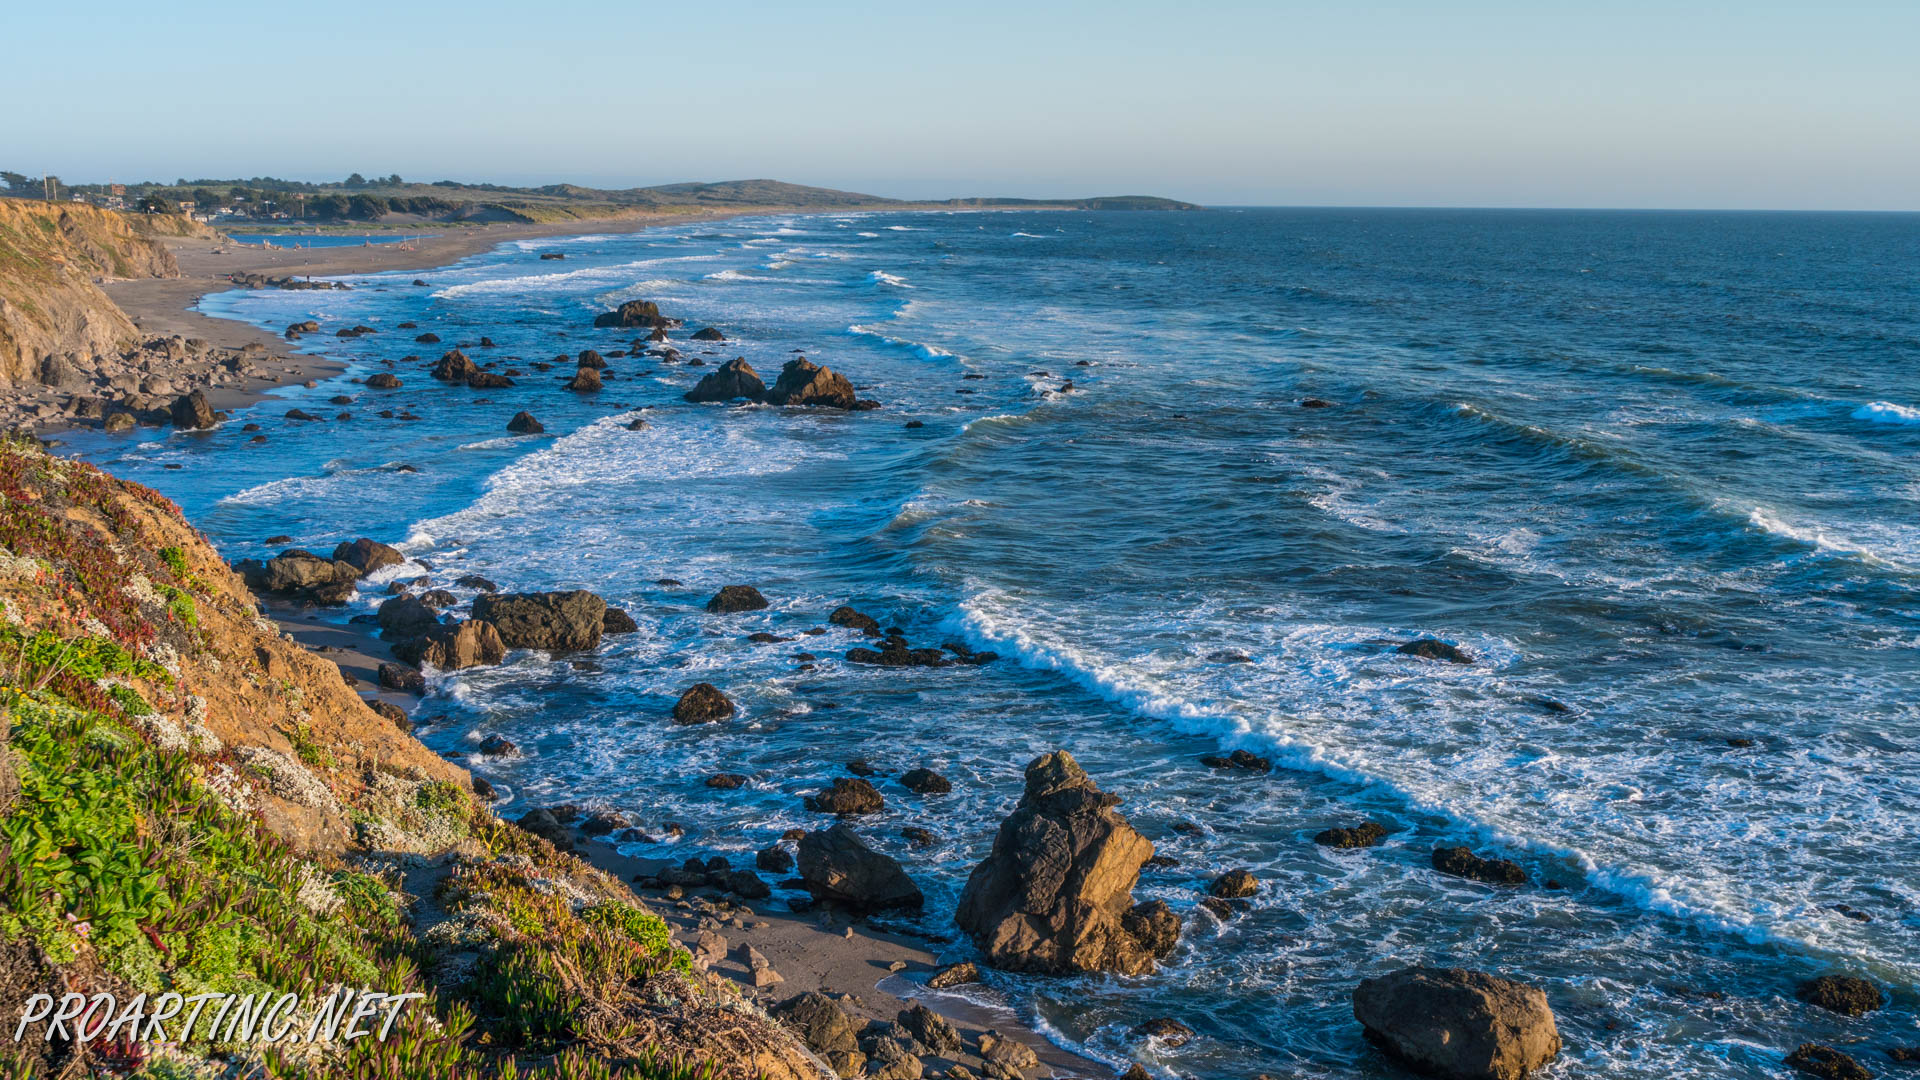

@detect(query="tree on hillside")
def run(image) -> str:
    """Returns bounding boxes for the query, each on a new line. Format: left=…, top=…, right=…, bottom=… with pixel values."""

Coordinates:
left=347, top=194, right=387, bottom=220
left=192, top=188, right=220, bottom=210
left=135, top=193, right=174, bottom=214
left=344, top=173, right=367, bottom=189
left=0, top=171, right=32, bottom=195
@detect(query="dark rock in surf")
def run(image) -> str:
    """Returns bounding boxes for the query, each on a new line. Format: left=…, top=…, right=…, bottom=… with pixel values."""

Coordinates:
left=170, top=391, right=216, bottom=430
left=1316, top=822, right=1390, bottom=848
left=506, top=411, right=544, bottom=434
left=899, top=768, right=951, bottom=795
left=1353, top=967, right=1561, bottom=1080
left=565, top=367, right=602, bottom=392
left=603, top=607, right=638, bottom=634
left=333, top=537, right=406, bottom=574
left=377, top=662, right=427, bottom=694
left=690, top=326, right=726, bottom=341
left=367, top=372, right=403, bottom=389
left=1432, top=846, right=1527, bottom=886
left=706, top=585, right=769, bottom=613
left=805, top=777, right=885, bottom=816
left=473, top=590, right=606, bottom=651
left=1399, top=638, right=1475, bottom=665
left=684, top=357, right=766, bottom=403
left=673, top=682, right=734, bottom=724
left=764, top=356, right=857, bottom=409
left=828, top=605, right=882, bottom=636
left=594, top=300, right=675, bottom=329
left=431, top=350, right=478, bottom=382
left=1199, top=748, right=1271, bottom=773
left=796, top=823, right=922, bottom=911
left=1796, top=975, right=1882, bottom=1017
left=1786, top=1045, right=1871, bottom=1080
left=1208, top=869, right=1259, bottom=899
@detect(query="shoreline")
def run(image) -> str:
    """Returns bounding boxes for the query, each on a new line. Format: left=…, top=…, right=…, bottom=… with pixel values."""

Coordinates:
left=94, top=209, right=764, bottom=427
left=271, top=605, right=1107, bottom=1079
left=222, top=210, right=1115, bottom=1077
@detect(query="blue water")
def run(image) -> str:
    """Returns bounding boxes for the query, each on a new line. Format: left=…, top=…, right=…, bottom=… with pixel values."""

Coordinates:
left=64, top=209, right=1920, bottom=1077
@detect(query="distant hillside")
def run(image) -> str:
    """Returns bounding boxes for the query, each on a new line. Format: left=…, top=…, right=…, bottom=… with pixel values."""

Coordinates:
left=23, top=175, right=1202, bottom=225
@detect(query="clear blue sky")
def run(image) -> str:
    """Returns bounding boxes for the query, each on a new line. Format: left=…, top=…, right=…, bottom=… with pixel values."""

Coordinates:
left=8, top=1, right=1917, bottom=209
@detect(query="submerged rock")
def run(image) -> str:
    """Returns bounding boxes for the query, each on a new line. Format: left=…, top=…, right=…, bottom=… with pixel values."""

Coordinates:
left=1432, top=846, right=1527, bottom=886
left=954, top=750, right=1165, bottom=975
left=1316, top=822, right=1391, bottom=849
left=1796, top=975, right=1882, bottom=1017
left=1398, top=638, right=1475, bottom=665
left=1786, top=1045, right=1872, bottom=1080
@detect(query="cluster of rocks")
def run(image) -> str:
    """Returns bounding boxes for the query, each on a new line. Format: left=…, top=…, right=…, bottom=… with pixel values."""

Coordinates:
left=236, top=536, right=406, bottom=606
left=226, top=272, right=349, bottom=291
left=683, top=355, right=881, bottom=410
left=6, top=335, right=286, bottom=431
left=773, top=992, right=1033, bottom=1080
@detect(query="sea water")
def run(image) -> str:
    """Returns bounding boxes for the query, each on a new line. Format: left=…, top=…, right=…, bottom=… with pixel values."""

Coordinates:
left=65, top=208, right=1920, bottom=1077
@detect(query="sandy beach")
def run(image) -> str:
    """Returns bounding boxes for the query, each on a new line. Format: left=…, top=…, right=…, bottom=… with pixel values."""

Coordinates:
left=98, top=210, right=750, bottom=419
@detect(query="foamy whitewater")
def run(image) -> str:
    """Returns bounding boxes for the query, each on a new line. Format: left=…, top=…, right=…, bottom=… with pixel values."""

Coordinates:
left=71, top=209, right=1920, bottom=1077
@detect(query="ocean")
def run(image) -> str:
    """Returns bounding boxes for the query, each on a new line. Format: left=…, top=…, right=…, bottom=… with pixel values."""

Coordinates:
left=64, top=208, right=1920, bottom=1077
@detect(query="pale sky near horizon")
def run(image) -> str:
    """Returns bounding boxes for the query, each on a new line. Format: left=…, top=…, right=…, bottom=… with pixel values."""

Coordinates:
left=8, top=1, right=1917, bottom=210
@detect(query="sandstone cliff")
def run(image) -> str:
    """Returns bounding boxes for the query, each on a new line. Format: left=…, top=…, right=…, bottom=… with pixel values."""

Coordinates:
left=0, top=201, right=207, bottom=386
left=0, top=437, right=824, bottom=1079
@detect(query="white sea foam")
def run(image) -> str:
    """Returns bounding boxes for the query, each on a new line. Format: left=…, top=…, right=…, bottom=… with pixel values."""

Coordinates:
left=846, top=323, right=955, bottom=360
left=433, top=255, right=723, bottom=299
left=943, top=589, right=1903, bottom=972
left=1854, top=400, right=1920, bottom=425
left=866, top=271, right=912, bottom=288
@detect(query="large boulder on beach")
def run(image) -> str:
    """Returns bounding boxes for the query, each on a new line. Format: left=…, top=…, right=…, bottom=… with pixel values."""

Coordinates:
left=593, top=299, right=674, bottom=329
left=472, top=590, right=606, bottom=651
left=796, top=823, right=923, bottom=911
left=391, top=619, right=506, bottom=670
left=763, top=357, right=857, bottom=409
left=1352, top=967, right=1561, bottom=1080
left=333, top=537, right=406, bottom=574
left=954, top=750, right=1164, bottom=975
left=170, top=390, right=216, bottom=430
left=684, top=357, right=766, bottom=403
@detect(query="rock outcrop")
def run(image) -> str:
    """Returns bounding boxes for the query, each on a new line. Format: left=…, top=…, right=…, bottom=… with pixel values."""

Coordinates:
left=594, top=299, right=677, bottom=329
left=684, top=357, right=766, bottom=402
left=472, top=590, right=606, bottom=650
left=673, top=682, right=735, bottom=724
left=953, top=750, right=1168, bottom=974
left=1352, top=967, right=1561, bottom=1080
left=763, top=357, right=857, bottom=409
left=238, top=548, right=361, bottom=605
left=707, top=584, right=770, bottom=613
left=391, top=619, right=506, bottom=670
left=797, top=823, right=923, bottom=911
left=1432, top=846, right=1527, bottom=886
left=333, top=537, right=405, bottom=574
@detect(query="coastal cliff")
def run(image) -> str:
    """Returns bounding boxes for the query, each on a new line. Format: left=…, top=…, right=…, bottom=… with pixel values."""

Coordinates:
left=0, top=438, right=826, bottom=1079
left=0, top=202, right=204, bottom=386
